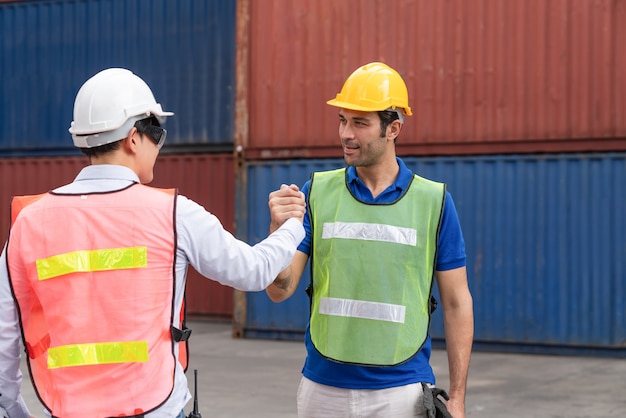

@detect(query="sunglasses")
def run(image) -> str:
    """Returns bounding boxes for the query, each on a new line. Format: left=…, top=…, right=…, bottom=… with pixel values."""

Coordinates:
left=135, top=119, right=167, bottom=149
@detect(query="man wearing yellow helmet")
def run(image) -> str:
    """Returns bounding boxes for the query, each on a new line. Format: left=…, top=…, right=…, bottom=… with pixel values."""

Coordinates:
left=267, top=62, right=473, bottom=417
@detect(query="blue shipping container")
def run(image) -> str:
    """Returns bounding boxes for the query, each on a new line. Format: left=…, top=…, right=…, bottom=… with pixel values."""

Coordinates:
left=0, top=0, right=236, bottom=156
left=237, top=153, right=626, bottom=357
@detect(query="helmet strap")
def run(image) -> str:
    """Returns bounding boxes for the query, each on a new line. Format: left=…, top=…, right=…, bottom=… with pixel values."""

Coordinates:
left=386, top=107, right=404, bottom=124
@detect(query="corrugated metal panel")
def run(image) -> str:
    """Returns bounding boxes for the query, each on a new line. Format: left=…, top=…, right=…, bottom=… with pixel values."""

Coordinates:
left=0, top=0, right=236, bottom=156
left=0, top=153, right=235, bottom=318
left=0, top=158, right=88, bottom=220
left=235, top=154, right=626, bottom=355
left=243, top=0, right=626, bottom=158
left=151, top=153, right=236, bottom=317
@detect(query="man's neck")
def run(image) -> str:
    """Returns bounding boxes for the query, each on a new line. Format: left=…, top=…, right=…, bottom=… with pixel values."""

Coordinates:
left=355, top=157, right=400, bottom=199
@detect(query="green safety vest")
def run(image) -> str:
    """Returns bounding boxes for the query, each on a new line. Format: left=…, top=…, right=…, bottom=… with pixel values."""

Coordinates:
left=309, top=168, right=445, bottom=366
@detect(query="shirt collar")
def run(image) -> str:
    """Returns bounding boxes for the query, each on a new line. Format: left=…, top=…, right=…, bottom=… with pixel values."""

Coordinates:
left=346, top=157, right=413, bottom=193
left=74, top=164, right=140, bottom=183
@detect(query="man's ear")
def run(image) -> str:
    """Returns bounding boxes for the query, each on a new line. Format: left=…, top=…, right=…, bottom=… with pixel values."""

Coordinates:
left=124, top=127, right=140, bottom=153
left=388, top=120, right=403, bottom=141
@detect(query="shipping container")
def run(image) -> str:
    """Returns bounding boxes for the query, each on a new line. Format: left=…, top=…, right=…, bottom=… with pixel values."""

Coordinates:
left=239, top=0, right=626, bottom=159
left=0, top=153, right=236, bottom=317
left=0, top=0, right=236, bottom=156
left=234, top=153, right=626, bottom=357
left=152, top=153, right=236, bottom=318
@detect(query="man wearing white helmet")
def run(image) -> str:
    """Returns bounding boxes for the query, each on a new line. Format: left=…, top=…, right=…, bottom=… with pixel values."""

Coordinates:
left=0, top=68, right=306, bottom=418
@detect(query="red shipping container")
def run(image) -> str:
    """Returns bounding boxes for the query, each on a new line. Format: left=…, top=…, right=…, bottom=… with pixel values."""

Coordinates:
left=0, top=153, right=235, bottom=318
left=239, top=0, right=626, bottom=159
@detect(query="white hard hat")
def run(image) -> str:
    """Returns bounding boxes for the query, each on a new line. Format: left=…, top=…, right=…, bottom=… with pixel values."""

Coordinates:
left=69, top=68, right=174, bottom=148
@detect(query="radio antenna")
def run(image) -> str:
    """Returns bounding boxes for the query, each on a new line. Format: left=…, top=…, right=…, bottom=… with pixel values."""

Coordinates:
left=187, top=369, right=202, bottom=418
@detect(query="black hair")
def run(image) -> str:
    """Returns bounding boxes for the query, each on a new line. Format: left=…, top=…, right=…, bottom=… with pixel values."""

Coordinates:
left=80, top=139, right=121, bottom=158
left=377, top=110, right=401, bottom=142
left=79, top=116, right=160, bottom=158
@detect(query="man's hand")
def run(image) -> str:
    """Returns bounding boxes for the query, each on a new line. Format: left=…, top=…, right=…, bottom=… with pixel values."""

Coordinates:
left=268, top=184, right=306, bottom=233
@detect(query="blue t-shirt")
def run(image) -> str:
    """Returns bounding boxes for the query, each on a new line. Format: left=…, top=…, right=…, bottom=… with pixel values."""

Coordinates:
left=297, top=157, right=466, bottom=389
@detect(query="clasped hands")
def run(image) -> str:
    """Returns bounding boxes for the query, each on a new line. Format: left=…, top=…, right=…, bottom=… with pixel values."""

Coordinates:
left=268, top=184, right=306, bottom=233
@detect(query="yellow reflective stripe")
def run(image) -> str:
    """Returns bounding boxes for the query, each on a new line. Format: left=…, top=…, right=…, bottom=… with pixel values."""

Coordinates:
left=36, top=246, right=148, bottom=280
left=47, top=341, right=149, bottom=369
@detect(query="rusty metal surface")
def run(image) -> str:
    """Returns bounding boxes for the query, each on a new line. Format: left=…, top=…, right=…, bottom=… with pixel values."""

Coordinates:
left=0, top=153, right=236, bottom=317
left=244, top=0, right=626, bottom=158
left=0, top=157, right=89, bottom=244
left=151, top=153, right=236, bottom=317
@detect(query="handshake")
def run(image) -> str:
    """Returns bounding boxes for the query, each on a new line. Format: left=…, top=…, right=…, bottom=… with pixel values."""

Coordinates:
left=268, top=183, right=306, bottom=234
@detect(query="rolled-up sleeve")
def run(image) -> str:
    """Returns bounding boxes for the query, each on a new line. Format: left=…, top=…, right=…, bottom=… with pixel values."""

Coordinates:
left=176, top=195, right=305, bottom=291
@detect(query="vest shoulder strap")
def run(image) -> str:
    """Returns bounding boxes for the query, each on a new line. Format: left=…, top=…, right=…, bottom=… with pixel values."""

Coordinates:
left=11, top=193, right=47, bottom=226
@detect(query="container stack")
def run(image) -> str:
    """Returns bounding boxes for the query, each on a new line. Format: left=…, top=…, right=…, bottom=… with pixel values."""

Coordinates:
left=233, top=0, right=626, bottom=357
left=0, top=0, right=238, bottom=318
left=1, top=0, right=624, bottom=356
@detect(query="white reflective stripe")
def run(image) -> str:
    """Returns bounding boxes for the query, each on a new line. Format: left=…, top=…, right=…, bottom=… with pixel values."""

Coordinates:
left=322, top=222, right=417, bottom=246
left=319, top=297, right=406, bottom=324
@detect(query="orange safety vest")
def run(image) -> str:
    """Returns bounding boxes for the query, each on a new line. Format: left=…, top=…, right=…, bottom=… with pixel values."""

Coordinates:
left=6, top=184, right=187, bottom=418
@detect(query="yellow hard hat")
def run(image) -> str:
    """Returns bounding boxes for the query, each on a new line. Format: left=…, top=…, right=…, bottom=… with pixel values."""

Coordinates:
left=327, top=62, right=412, bottom=116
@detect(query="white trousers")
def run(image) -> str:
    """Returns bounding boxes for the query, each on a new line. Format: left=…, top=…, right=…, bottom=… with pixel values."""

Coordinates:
left=297, top=376, right=429, bottom=418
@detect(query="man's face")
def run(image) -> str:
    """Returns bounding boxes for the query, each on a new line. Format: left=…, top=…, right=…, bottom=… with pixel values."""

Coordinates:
left=338, top=109, right=387, bottom=167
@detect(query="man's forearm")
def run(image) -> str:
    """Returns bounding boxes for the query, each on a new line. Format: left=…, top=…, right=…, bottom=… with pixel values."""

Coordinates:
left=443, top=299, right=474, bottom=401
left=265, top=250, right=307, bottom=303
left=266, top=266, right=294, bottom=302
left=273, top=268, right=293, bottom=290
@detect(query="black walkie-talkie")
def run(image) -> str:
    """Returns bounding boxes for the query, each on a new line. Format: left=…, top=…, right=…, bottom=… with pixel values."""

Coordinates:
left=187, top=369, right=202, bottom=418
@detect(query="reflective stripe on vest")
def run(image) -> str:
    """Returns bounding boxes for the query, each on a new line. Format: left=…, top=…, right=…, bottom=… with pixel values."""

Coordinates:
left=308, top=168, right=445, bottom=366
left=7, top=184, right=179, bottom=418
left=47, top=341, right=149, bottom=369
left=36, top=246, right=148, bottom=280
left=319, top=296, right=406, bottom=323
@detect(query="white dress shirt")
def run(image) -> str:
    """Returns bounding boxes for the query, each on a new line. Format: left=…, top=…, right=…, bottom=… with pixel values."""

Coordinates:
left=0, top=164, right=304, bottom=418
